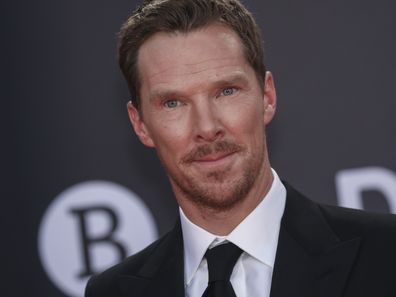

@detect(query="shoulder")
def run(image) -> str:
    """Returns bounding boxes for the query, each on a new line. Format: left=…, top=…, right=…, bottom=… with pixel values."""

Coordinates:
left=317, top=203, right=396, bottom=287
left=284, top=181, right=396, bottom=257
left=85, top=228, right=175, bottom=297
left=284, top=182, right=396, bottom=240
left=282, top=182, right=396, bottom=293
left=318, top=203, right=396, bottom=243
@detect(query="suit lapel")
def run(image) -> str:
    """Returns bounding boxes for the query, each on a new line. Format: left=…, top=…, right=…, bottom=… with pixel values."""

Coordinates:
left=270, top=184, right=361, bottom=297
left=316, top=237, right=361, bottom=297
left=118, top=221, right=185, bottom=297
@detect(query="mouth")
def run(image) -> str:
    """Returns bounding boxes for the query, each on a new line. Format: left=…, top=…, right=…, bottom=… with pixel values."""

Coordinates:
left=181, top=140, right=243, bottom=170
left=195, top=151, right=235, bottom=162
left=191, top=151, right=238, bottom=169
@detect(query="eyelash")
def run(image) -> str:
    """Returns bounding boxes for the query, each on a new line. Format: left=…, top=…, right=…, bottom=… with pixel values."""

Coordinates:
left=163, top=99, right=182, bottom=109
left=221, top=87, right=237, bottom=96
left=161, top=86, right=239, bottom=108
left=218, top=86, right=239, bottom=98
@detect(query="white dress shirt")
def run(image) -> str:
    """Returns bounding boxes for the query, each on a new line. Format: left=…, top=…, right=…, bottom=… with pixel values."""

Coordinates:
left=179, top=169, right=286, bottom=297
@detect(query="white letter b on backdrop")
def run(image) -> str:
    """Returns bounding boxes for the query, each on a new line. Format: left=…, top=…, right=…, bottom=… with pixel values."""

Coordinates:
left=38, top=180, right=158, bottom=297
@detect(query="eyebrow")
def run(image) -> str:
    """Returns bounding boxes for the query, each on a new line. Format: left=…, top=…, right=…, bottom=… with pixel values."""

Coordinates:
left=149, top=72, right=250, bottom=102
left=150, top=89, right=184, bottom=102
left=212, top=72, right=250, bottom=89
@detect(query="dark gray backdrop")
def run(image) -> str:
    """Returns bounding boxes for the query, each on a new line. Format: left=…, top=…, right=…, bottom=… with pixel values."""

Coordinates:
left=4, top=0, right=396, bottom=296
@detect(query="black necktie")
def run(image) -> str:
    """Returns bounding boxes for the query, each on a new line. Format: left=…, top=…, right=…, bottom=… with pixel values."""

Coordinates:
left=201, top=242, right=243, bottom=297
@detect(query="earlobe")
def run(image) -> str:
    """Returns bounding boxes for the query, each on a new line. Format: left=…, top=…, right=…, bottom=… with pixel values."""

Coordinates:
left=263, top=71, right=277, bottom=125
left=127, top=101, right=155, bottom=147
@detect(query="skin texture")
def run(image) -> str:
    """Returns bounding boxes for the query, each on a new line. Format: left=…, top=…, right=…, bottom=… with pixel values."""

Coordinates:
left=128, top=24, right=277, bottom=235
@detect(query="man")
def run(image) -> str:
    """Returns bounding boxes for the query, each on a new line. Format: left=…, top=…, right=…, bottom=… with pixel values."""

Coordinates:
left=85, top=0, right=396, bottom=296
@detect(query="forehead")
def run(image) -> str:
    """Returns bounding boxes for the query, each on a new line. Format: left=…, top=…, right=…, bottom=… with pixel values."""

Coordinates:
left=137, top=24, right=251, bottom=95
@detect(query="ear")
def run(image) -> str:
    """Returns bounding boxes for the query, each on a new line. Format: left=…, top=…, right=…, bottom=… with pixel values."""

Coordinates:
left=127, top=101, right=155, bottom=147
left=263, top=71, right=277, bottom=125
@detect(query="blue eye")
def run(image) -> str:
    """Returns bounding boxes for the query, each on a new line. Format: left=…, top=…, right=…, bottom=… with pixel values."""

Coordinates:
left=164, top=100, right=180, bottom=108
left=221, top=87, right=236, bottom=96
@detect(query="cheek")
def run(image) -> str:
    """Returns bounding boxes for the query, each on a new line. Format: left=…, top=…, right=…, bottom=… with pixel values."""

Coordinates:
left=147, top=114, right=192, bottom=158
left=220, top=99, right=264, bottom=136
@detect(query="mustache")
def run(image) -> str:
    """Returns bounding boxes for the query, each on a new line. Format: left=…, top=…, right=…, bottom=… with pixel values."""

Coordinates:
left=181, top=140, right=243, bottom=164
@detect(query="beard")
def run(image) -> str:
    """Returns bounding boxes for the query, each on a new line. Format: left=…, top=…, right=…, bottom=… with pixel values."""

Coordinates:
left=161, top=139, right=265, bottom=212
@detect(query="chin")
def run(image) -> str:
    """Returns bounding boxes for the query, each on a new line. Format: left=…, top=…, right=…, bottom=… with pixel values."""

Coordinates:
left=181, top=171, right=256, bottom=212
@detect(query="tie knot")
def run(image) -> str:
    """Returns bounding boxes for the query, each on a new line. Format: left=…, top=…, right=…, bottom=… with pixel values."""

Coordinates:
left=205, top=242, right=242, bottom=283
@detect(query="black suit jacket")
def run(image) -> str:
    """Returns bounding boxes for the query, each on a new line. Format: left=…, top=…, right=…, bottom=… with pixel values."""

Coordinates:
left=85, top=184, right=396, bottom=297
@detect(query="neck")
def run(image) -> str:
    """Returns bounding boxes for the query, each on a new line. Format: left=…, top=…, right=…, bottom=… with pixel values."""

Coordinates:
left=176, top=165, right=273, bottom=236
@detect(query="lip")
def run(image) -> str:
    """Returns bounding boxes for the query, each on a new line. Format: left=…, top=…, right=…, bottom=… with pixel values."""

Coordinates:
left=192, top=151, right=237, bottom=168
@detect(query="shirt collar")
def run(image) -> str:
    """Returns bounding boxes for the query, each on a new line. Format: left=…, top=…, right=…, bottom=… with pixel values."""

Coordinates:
left=179, top=169, right=286, bottom=285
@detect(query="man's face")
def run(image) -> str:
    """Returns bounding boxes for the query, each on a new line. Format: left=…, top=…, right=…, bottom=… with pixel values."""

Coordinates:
left=128, top=24, right=276, bottom=211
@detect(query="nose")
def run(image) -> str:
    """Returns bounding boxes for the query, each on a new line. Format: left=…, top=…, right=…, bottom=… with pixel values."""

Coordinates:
left=192, top=98, right=225, bottom=142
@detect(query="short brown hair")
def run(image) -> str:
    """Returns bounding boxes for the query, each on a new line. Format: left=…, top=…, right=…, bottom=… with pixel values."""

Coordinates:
left=118, top=0, right=266, bottom=109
